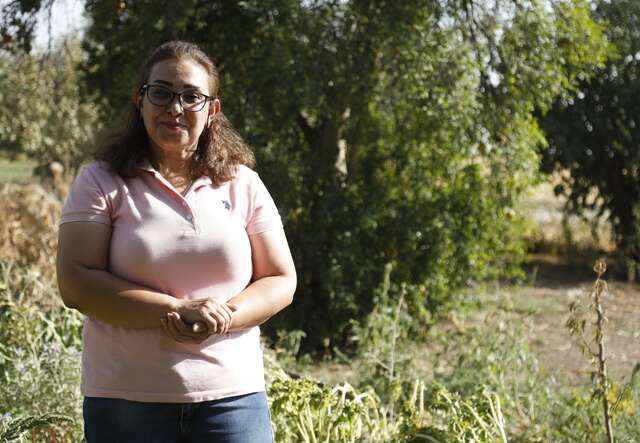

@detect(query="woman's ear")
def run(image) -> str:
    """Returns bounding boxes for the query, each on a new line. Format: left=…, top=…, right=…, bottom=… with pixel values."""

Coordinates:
left=208, top=98, right=221, bottom=126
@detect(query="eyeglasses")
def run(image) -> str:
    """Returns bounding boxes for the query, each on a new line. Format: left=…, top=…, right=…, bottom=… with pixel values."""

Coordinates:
left=140, top=84, right=215, bottom=112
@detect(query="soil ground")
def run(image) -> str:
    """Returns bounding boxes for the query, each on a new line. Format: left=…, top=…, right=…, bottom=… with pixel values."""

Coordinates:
left=510, top=254, right=640, bottom=385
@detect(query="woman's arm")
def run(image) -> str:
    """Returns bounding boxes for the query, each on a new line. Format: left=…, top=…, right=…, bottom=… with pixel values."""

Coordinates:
left=227, top=228, right=297, bottom=330
left=57, top=221, right=182, bottom=329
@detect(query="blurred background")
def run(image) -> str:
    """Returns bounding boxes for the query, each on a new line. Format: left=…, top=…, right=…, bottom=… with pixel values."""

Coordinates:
left=1, top=1, right=639, bottom=441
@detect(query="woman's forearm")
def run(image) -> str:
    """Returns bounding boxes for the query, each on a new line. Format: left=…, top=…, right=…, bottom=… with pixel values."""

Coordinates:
left=226, top=275, right=296, bottom=331
left=58, top=263, right=179, bottom=329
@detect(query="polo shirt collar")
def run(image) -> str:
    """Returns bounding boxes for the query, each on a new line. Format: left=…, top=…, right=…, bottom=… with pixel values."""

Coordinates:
left=138, top=159, right=156, bottom=173
left=138, top=159, right=213, bottom=189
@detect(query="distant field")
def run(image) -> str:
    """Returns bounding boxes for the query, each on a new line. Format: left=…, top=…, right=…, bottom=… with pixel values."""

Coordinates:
left=0, top=158, right=35, bottom=183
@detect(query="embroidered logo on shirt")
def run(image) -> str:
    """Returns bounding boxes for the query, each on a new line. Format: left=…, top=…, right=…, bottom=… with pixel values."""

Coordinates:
left=221, top=200, right=231, bottom=211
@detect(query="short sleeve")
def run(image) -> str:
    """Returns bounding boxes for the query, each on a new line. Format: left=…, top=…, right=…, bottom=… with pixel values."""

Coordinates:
left=59, top=162, right=114, bottom=226
left=244, top=169, right=283, bottom=235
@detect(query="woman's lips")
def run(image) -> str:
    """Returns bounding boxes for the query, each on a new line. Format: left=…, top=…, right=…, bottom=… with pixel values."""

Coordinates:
left=161, top=122, right=187, bottom=131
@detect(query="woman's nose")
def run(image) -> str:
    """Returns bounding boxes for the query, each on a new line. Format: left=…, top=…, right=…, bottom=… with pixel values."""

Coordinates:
left=167, top=96, right=184, bottom=115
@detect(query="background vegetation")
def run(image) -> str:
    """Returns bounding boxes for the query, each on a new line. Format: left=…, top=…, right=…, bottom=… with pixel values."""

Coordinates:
left=1, top=0, right=611, bottom=348
left=541, top=0, right=640, bottom=281
left=1, top=0, right=639, bottom=441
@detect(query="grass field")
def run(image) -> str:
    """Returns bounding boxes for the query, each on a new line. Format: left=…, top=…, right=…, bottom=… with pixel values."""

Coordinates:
left=0, top=158, right=35, bottom=183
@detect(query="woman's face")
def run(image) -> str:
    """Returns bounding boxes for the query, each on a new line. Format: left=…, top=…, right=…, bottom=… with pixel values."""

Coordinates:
left=138, top=58, right=220, bottom=157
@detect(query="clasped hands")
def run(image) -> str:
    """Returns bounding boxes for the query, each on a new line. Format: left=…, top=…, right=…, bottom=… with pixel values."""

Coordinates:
left=160, top=298, right=238, bottom=344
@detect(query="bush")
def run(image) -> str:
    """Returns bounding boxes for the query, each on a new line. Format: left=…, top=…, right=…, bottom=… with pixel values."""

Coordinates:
left=0, top=278, right=83, bottom=441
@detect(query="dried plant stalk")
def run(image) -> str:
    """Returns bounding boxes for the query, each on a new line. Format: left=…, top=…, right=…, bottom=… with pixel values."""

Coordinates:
left=566, top=259, right=614, bottom=443
left=592, top=260, right=614, bottom=443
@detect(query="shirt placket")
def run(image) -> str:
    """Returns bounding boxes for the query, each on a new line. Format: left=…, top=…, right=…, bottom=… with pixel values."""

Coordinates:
left=147, top=170, right=201, bottom=236
left=180, top=195, right=200, bottom=236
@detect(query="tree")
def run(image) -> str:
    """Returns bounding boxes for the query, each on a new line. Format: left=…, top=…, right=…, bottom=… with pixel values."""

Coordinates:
left=0, top=0, right=55, bottom=52
left=540, top=0, right=640, bottom=279
left=1, top=0, right=610, bottom=348
left=0, top=39, right=102, bottom=175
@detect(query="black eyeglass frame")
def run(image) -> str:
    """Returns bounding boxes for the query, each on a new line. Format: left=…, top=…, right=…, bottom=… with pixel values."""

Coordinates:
left=140, top=84, right=217, bottom=112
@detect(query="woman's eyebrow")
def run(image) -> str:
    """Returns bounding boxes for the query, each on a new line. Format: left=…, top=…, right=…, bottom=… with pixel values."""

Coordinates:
left=150, top=80, right=203, bottom=90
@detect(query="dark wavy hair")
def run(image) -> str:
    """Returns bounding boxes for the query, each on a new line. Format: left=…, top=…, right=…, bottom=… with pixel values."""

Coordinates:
left=96, top=41, right=255, bottom=186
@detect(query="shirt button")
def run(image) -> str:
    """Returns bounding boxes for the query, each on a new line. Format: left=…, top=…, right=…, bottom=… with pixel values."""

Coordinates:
left=186, top=214, right=193, bottom=221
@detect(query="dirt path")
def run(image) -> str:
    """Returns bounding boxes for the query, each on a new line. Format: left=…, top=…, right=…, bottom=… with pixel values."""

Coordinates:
left=516, top=255, right=640, bottom=385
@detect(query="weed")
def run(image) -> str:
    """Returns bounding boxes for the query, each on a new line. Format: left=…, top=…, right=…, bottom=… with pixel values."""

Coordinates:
left=567, top=259, right=622, bottom=443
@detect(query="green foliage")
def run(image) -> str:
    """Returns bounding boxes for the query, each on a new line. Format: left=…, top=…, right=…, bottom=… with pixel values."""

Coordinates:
left=0, top=273, right=83, bottom=441
left=0, top=414, right=72, bottom=442
left=268, top=375, right=509, bottom=443
left=0, top=39, right=102, bottom=176
left=266, top=329, right=311, bottom=374
left=349, top=264, right=424, bottom=404
left=540, top=0, right=640, bottom=277
left=417, top=384, right=508, bottom=443
left=269, top=377, right=382, bottom=443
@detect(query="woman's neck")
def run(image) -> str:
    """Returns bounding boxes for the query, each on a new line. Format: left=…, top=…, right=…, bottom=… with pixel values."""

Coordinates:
left=149, top=145, right=196, bottom=194
left=150, top=145, right=195, bottom=178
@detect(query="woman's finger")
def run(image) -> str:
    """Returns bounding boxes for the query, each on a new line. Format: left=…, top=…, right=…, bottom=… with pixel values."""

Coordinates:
left=168, top=313, right=206, bottom=342
left=171, top=314, right=199, bottom=336
left=218, top=306, right=233, bottom=334
left=208, top=309, right=229, bottom=335
left=204, top=301, right=231, bottom=334
left=219, top=302, right=234, bottom=319
left=165, top=315, right=193, bottom=343
left=193, top=305, right=218, bottom=334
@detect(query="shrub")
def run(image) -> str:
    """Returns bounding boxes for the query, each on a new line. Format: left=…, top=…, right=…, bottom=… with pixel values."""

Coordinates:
left=0, top=280, right=83, bottom=441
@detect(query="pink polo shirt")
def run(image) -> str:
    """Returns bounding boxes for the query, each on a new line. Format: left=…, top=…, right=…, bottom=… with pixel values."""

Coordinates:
left=60, top=160, right=283, bottom=403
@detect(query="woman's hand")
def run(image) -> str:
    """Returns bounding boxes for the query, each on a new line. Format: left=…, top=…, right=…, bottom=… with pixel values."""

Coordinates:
left=161, top=298, right=238, bottom=343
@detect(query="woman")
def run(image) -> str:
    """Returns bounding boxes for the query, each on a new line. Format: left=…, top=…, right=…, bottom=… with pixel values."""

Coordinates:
left=56, top=41, right=296, bottom=443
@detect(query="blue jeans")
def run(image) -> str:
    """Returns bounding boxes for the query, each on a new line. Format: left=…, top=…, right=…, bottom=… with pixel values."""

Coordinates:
left=83, top=392, right=273, bottom=443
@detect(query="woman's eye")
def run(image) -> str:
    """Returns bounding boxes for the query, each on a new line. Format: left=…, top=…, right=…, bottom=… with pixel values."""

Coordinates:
left=183, top=93, right=203, bottom=104
left=150, top=88, right=171, bottom=101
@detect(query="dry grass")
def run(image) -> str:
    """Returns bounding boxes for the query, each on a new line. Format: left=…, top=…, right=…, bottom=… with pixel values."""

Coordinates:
left=0, top=177, right=69, bottom=306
